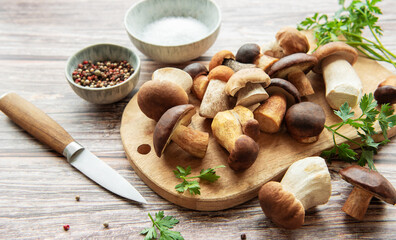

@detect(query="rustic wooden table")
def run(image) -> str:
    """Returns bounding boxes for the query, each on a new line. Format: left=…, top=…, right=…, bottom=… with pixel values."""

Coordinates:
left=1, top=0, right=395, bottom=239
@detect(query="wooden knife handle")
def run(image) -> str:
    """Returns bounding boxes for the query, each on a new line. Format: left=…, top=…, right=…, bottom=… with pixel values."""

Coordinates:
left=0, top=92, right=74, bottom=155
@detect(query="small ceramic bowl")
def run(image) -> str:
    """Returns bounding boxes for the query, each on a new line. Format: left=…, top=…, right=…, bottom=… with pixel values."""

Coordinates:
left=124, top=0, right=221, bottom=64
left=65, top=43, right=141, bottom=104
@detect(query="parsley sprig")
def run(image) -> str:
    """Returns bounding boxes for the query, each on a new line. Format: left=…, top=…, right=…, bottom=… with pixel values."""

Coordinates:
left=322, top=93, right=396, bottom=170
left=297, top=0, right=396, bottom=69
left=141, top=211, right=184, bottom=240
left=174, top=165, right=225, bottom=195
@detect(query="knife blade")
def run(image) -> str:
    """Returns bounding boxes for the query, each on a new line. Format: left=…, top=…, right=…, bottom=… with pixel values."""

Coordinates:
left=0, top=92, right=147, bottom=204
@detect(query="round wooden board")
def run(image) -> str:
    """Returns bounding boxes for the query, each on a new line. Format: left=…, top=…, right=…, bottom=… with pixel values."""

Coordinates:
left=120, top=56, right=395, bottom=211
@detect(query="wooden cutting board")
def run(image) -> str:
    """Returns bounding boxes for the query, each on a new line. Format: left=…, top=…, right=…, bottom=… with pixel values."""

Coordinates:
left=120, top=52, right=396, bottom=212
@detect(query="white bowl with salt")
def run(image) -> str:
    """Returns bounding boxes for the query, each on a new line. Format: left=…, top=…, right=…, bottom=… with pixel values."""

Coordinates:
left=124, top=0, right=221, bottom=64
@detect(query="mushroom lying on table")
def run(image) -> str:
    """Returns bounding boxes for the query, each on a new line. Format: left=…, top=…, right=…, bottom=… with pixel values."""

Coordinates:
left=313, top=42, right=362, bottom=110
left=258, top=156, right=331, bottom=229
left=339, top=165, right=396, bottom=220
left=209, top=50, right=256, bottom=72
left=235, top=43, right=279, bottom=72
left=153, top=104, right=209, bottom=158
left=183, top=63, right=209, bottom=101
left=268, top=53, right=317, bottom=97
left=225, top=68, right=271, bottom=107
left=211, top=105, right=260, bottom=171
left=374, top=75, right=396, bottom=105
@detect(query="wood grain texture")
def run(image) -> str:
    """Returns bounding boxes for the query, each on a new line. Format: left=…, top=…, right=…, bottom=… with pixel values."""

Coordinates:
left=0, top=0, right=396, bottom=239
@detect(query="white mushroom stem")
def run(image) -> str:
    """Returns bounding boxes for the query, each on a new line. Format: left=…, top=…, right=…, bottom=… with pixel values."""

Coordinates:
left=199, top=79, right=231, bottom=118
left=236, top=82, right=269, bottom=107
left=322, top=54, right=363, bottom=110
left=288, top=70, right=315, bottom=97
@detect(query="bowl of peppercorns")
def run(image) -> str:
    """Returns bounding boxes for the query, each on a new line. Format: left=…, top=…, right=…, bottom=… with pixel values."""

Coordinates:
left=65, top=43, right=141, bottom=104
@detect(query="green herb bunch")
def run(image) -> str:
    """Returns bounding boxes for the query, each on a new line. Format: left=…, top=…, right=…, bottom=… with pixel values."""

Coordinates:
left=298, top=0, right=396, bottom=69
left=141, top=211, right=184, bottom=240
left=174, top=165, right=225, bottom=195
left=322, top=93, right=396, bottom=170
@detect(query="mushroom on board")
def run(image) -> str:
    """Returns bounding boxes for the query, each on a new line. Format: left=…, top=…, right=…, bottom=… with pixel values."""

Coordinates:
left=152, top=67, right=193, bottom=93
left=137, top=80, right=189, bottom=122
left=285, top=102, right=326, bottom=143
left=339, top=165, right=396, bottom=220
left=153, top=104, right=209, bottom=158
left=268, top=53, right=317, bottom=97
left=209, top=50, right=256, bottom=72
left=183, top=63, right=209, bottom=101
left=313, top=42, right=362, bottom=110
left=225, top=68, right=271, bottom=107
left=259, top=156, right=331, bottom=229
left=199, top=65, right=234, bottom=118
left=211, top=105, right=260, bottom=171
left=261, top=27, right=310, bottom=59
left=374, top=75, right=396, bottom=105
left=254, top=78, right=301, bottom=133
left=235, top=43, right=279, bottom=72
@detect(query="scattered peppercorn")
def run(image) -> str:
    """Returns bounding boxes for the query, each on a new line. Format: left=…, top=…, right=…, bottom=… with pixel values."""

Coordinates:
left=103, top=222, right=109, bottom=229
left=72, top=60, right=134, bottom=88
left=63, top=225, right=70, bottom=231
left=241, top=233, right=247, bottom=240
left=75, top=195, right=80, bottom=201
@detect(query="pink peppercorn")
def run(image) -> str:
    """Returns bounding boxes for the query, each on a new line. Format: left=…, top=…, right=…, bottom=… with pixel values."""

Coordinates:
left=63, top=225, right=70, bottom=231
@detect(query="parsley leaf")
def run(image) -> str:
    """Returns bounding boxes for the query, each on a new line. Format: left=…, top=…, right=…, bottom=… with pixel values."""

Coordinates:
left=174, top=165, right=225, bottom=195
left=141, top=211, right=183, bottom=240
left=322, top=93, right=396, bottom=170
left=298, top=0, right=396, bottom=69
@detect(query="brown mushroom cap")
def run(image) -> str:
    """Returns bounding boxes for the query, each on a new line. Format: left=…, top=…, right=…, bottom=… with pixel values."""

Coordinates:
left=340, top=165, right=396, bottom=205
left=276, top=27, right=310, bottom=56
left=137, top=80, right=189, bottom=122
left=228, top=135, right=259, bottom=171
left=312, top=42, right=358, bottom=73
left=183, top=62, right=208, bottom=80
left=225, top=68, right=271, bottom=96
left=259, top=181, right=305, bottom=229
left=268, top=53, right=318, bottom=78
left=265, top=78, right=301, bottom=107
left=153, top=104, right=195, bottom=157
left=374, top=76, right=396, bottom=104
left=236, top=43, right=261, bottom=64
left=285, top=102, right=326, bottom=143
left=207, top=65, right=235, bottom=82
left=209, top=50, right=236, bottom=71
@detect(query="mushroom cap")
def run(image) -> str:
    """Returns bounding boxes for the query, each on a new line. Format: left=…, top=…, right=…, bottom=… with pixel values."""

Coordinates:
left=183, top=62, right=208, bottom=80
left=312, top=42, right=358, bottom=74
left=268, top=53, right=318, bottom=78
left=275, top=27, right=310, bottom=56
left=225, top=68, right=271, bottom=96
left=153, top=104, right=196, bottom=157
left=258, top=181, right=305, bottom=229
left=137, top=80, right=189, bottom=122
left=228, top=135, right=259, bottom=171
left=235, top=43, right=261, bottom=64
left=209, top=50, right=236, bottom=71
left=339, top=165, right=396, bottom=205
left=265, top=78, right=301, bottom=107
left=285, top=102, right=326, bottom=143
left=152, top=67, right=193, bottom=93
left=374, top=76, right=396, bottom=104
left=207, top=65, right=235, bottom=82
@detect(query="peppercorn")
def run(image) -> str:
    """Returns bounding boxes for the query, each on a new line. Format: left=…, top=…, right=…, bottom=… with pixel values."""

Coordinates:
left=103, top=222, right=109, bottom=228
left=241, top=233, right=247, bottom=240
left=63, top=225, right=70, bottom=231
left=75, top=195, right=80, bottom=201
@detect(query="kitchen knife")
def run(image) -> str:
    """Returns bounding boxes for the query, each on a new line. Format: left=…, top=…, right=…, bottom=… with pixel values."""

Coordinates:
left=0, top=92, right=147, bottom=204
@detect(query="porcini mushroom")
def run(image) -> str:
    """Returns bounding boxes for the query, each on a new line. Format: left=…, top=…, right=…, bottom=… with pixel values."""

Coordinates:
left=374, top=75, right=396, bottom=104
left=259, top=156, right=331, bottom=229
left=236, top=43, right=279, bottom=72
left=199, top=65, right=234, bottom=118
left=211, top=106, right=260, bottom=171
left=254, top=78, right=301, bottom=133
left=183, top=63, right=209, bottom=101
left=339, top=165, right=396, bottom=220
left=285, top=102, right=326, bottom=143
left=261, top=27, right=310, bottom=59
left=313, top=42, right=362, bottom=109
left=268, top=53, right=317, bottom=96
left=209, top=50, right=255, bottom=72
left=152, top=67, right=193, bottom=93
left=137, top=80, right=189, bottom=121
left=225, top=68, right=271, bottom=107
left=153, top=104, right=209, bottom=158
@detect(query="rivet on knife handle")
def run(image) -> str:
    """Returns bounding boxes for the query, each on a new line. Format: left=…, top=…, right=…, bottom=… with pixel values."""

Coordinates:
left=0, top=92, right=74, bottom=154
